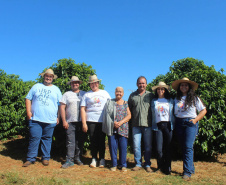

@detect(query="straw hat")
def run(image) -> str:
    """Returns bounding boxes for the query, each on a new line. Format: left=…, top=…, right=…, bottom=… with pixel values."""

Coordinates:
left=88, top=75, right=101, bottom=83
left=67, top=76, right=82, bottom=85
left=152, top=81, right=170, bottom=92
left=40, top=69, right=58, bottom=79
left=172, top=77, right=198, bottom=91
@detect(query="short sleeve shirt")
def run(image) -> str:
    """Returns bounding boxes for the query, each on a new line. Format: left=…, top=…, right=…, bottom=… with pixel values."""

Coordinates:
left=80, top=89, right=111, bottom=122
left=154, top=98, right=170, bottom=123
left=26, top=83, right=62, bottom=124
left=60, top=90, right=86, bottom=123
left=174, top=96, right=206, bottom=118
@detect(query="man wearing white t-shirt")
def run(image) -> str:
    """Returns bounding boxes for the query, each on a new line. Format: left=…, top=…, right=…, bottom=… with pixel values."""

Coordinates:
left=60, top=76, right=86, bottom=169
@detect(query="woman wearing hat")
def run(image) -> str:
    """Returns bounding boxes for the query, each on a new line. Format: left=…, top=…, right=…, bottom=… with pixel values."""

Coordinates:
left=172, top=77, right=207, bottom=180
left=151, top=82, right=174, bottom=175
left=23, top=69, right=62, bottom=167
left=80, top=75, right=111, bottom=168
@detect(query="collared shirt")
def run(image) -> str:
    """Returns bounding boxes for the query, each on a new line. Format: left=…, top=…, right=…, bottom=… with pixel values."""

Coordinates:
left=128, top=90, right=154, bottom=127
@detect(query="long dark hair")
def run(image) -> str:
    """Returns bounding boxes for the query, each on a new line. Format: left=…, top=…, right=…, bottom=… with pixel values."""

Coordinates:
left=176, top=83, right=198, bottom=109
left=154, top=88, right=171, bottom=99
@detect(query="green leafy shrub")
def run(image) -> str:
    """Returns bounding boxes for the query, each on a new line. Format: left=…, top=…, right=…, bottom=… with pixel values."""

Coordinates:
left=0, top=69, right=35, bottom=139
left=147, top=57, right=226, bottom=157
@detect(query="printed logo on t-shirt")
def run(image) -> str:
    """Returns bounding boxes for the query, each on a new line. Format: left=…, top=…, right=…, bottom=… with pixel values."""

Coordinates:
left=37, top=88, right=51, bottom=106
left=178, top=101, right=185, bottom=112
left=94, top=97, right=101, bottom=104
left=157, top=104, right=167, bottom=117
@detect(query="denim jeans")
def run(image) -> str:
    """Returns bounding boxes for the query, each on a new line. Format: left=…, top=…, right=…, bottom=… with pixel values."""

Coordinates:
left=66, top=122, right=85, bottom=162
left=87, top=122, right=106, bottom=160
left=27, top=120, right=56, bottom=162
left=108, top=134, right=128, bottom=167
left=175, top=117, right=199, bottom=177
left=155, top=121, right=172, bottom=172
left=132, top=126, right=152, bottom=167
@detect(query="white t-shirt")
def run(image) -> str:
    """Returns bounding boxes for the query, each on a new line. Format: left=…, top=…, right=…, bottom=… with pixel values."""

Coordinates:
left=81, top=89, right=111, bottom=122
left=60, top=90, right=86, bottom=123
left=154, top=98, right=170, bottom=123
left=174, top=96, right=206, bottom=118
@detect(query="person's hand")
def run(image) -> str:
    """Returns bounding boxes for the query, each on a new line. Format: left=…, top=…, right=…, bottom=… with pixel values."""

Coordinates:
left=114, top=121, right=121, bottom=129
left=63, top=121, right=69, bottom=129
left=82, top=123, right=88, bottom=133
left=189, top=119, right=197, bottom=124
left=27, top=111, right=32, bottom=120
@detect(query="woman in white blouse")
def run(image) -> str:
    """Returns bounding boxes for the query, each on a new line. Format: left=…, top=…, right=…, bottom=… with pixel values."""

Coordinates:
left=151, top=82, right=174, bottom=175
left=172, top=77, right=207, bottom=181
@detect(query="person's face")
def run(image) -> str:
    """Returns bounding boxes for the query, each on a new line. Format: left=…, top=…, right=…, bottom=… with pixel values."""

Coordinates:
left=71, top=81, right=80, bottom=91
left=180, top=83, right=189, bottom=95
left=157, top=87, right=165, bottom=98
left=90, top=81, right=99, bottom=92
left=137, top=78, right=147, bottom=92
left=115, top=87, right=124, bottom=100
left=44, top=74, right=54, bottom=85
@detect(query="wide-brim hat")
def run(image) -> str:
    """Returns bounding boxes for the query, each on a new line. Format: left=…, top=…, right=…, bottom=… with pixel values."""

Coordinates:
left=172, top=77, right=198, bottom=91
left=152, top=81, right=171, bottom=92
left=67, top=76, right=82, bottom=85
left=40, top=68, right=58, bottom=79
left=88, top=75, right=101, bottom=83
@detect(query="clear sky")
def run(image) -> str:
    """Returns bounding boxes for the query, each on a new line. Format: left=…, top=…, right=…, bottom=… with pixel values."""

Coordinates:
left=1, top=0, right=225, bottom=100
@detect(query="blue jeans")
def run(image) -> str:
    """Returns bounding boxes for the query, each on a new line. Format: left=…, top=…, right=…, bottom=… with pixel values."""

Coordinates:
left=155, top=121, right=172, bottom=172
left=27, top=120, right=56, bottom=162
left=108, top=134, right=128, bottom=167
left=132, top=126, right=152, bottom=167
left=66, top=122, right=85, bottom=162
left=175, top=118, right=199, bottom=177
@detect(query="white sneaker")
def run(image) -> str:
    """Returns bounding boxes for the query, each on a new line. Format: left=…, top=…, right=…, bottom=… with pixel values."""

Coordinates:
left=99, top=159, right=105, bottom=168
left=90, top=158, right=97, bottom=168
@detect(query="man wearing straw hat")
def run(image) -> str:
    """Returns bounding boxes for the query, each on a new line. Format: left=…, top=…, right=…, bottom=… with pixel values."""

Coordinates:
left=128, top=76, right=154, bottom=172
left=60, top=76, right=86, bottom=169
left=23, top=68, right=62, bottom=167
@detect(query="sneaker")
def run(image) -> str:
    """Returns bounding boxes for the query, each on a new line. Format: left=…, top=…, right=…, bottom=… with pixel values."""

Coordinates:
left=90, top=158, right=97, bottom=168
left=145, top=166, right=153, bottom=173
left=121, top=167, right=127, bottom=172
left=75, top=160, right=83, bottom=166
left=132, top=166, right=141, bottom=171
left=110, top=167, right=117, bottom=171
left=61, top=160, right=74, bottom=169
left=99, top=159, right=105, bottom=168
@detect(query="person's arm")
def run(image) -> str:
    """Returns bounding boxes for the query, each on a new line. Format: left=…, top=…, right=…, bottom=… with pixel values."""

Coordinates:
left=25, top=99, right=32, bottom=120
left=114, top=106, right=132, bottom=128
left=60, top=103, right=69, bottom=129
left=81, top=106, right=88, bottom=132
left=190, top=108, right=207, bottom=124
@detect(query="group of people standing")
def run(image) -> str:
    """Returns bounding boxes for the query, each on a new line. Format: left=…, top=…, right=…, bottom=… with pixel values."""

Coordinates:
left=22, top=69, right=207, bottom=181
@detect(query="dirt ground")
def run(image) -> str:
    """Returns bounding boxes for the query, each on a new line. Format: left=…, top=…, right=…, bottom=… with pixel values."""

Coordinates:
left=0, top=136, right=225, bottom=184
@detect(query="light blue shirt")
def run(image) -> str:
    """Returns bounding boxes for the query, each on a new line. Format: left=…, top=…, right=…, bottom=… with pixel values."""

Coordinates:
left=26, top=83, right=62, bottom=124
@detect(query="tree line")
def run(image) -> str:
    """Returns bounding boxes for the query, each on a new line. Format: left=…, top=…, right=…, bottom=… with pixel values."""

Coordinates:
left=0, top=57, right=225, bottom=158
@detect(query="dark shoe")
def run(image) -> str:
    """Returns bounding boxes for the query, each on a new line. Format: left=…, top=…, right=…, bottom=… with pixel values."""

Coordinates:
left=131, top=166, right=141, bottom=171
left=22, top=161, right=34, bottom=167
left=182, top=175, right=191, bottom=181
left=75, top=160, right=83, bottom=166
left=61, top=160, right=74, bottom=169
left=145, top=167, right=153, bottom=173
left=42, top=160, right=49, bottom=166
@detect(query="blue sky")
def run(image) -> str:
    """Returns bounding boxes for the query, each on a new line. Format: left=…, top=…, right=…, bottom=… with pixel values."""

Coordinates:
left=1, top=0, right=225, bottom=100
